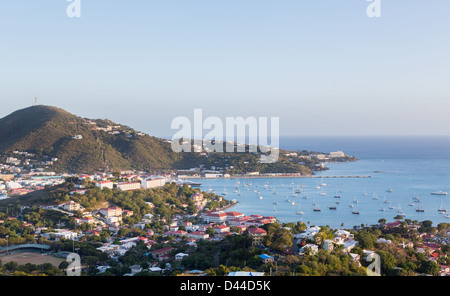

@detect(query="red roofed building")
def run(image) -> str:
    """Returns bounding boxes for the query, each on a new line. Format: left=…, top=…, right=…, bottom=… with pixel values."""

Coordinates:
left=187, top=231, right=209, bottom=240
left=384, top=221, right=402, bottom=228
left=225, top=212, right=245, bottom=219
left=203, top=212, right=227, bottom=223
left=248, top=227, right=267, bottom=246
left=213, top=224, right=230, bottom=234
left=173, top=230, right=187, bottom=237
left=150, top=247, right=175, bottom=261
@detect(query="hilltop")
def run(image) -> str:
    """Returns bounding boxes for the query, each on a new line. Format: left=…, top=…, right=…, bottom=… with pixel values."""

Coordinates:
left=0, top=105, right=182, bottom=173
left=0, top=105, right=315, bottom=174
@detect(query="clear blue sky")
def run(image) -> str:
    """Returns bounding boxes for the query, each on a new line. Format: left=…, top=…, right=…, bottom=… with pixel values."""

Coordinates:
left=1, top=1, right=449, bottom=138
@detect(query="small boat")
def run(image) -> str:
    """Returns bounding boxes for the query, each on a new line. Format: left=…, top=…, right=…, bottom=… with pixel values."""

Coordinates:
left=416, top=204, right=424, bottom=212
left=296, top=205, right=304, bottom=215
left=320, top=177, right=327, bottom=187
left=387, top=188, right=393, bottom=193
left=372, top=193, right=379, bottom=200
left=291, top=201, right=295, bottom=206
left=352, top=207, right=360, bottom=215
left=362, top=188, right=368, bottom=196
left=334, top=192, right=342, bottom=199
left=328, top=205, right=337, bottom=210
left=302, top=195, right=308, bottom=199
left=295, top=187, right=302, bottom=193
left=258, top=196, right=263, bottom=200
left=438, top=201, right=447, bottom=213
left=273, top=202, right=278, bottom=205
left=313, top=204, right=321, bottom=212
left=353, top=196, right=359, bottom=204
left=379, top=207, right=386, bottom=211
left=431, top=191, right=448, bottom=195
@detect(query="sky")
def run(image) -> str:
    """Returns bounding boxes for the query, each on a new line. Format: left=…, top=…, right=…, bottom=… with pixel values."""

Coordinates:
left=0, top=1, right=449, bottom=138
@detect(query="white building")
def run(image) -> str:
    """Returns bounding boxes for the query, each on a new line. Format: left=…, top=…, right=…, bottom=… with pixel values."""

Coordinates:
left=141, top=178, right=166, bottom=189
left=329, top=151, right=345, bottom=158
left=95, top=181, right=114, bottom=190
left=117, top=182, right=141, bottom=191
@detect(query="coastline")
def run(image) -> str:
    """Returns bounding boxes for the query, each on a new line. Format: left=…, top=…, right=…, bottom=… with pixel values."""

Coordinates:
left=178, top=175, right=371, bottom=180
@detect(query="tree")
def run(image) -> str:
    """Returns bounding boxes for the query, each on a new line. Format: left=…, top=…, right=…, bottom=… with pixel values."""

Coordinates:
left=418, top=260, right=440, bottom=275
left=376, top=250, right=397, bottom=275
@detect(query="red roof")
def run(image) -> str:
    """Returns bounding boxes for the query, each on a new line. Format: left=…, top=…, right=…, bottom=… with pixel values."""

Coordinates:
left=225, top=211, right=243, bottom=217
left=248, top=228, right=267, bottom=235
left=214, top=225, right=229, bottom=229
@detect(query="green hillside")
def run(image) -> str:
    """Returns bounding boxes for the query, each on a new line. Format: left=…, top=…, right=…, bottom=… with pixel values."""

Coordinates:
left=0, top=105, right=315, bottom=175
left=0, top=105, right=183, bottom=173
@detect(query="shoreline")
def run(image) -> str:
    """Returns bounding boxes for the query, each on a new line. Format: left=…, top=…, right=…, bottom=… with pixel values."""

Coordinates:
left=178, top=175, right=371, bottom=180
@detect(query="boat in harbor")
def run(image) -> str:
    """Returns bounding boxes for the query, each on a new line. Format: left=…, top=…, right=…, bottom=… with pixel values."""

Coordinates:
left=431, top=191, right=448, bottom=195
left=352, top=207, right=360, bottom=215
left=296, top=205, right=304, bottom=215
left=387, top=188, right=393, bottom=193
left=416, top=204, right=424, bottom=212
left=438, top=201, right=447, bottom=213
left=328, top=205, right=337, bottom=210
left=313, top=203, right=321, bottom=212
left=379, top=207, right=386, bottom=211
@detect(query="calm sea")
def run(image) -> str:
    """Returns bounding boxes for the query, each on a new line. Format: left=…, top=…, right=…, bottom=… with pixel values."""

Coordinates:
left=198, top=136, right=450, bottom=228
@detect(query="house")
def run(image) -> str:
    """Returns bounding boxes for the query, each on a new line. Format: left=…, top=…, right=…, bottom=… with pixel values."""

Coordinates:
left=248, top=227, right=267, bottom=246
left=187, top=231, right=209, bottom=241
left=175, top=253, right=189, bottom=261
left=323, top=239, right=334, bottom=251
left=259, top=254, right=274, bottom=264
left=150, top=247, right=175, bottom=261
left=377, top=238, right=392, bottom=244
left=130, top=265, right=143, bottom=274
left=349, top=253, right=361, bottom=267
left=300, top=244, right=319, bottom=255
left=213, top=224, right=230, bottom=234
left=99, top=207, right=122, bottom=217
left=60, top=201, right=83, bottom=212
left=173, top=230, right=187, bottom=237
left=78, top=217, right=95, bottom=225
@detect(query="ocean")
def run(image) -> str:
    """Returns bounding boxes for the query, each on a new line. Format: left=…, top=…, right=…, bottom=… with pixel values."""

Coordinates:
left=197, top=136, right=450, bottom=228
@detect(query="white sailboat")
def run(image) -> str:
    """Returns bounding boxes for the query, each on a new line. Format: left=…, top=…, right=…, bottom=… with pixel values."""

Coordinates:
left=438, top=200, right=447, bottom=213
left=296, top=205, right=304, bottom=215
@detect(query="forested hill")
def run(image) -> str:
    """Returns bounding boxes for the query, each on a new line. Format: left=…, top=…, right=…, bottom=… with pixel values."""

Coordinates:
left=0, top=105, right=182, bottom=173
left=0, top=105, right=314, bottom=175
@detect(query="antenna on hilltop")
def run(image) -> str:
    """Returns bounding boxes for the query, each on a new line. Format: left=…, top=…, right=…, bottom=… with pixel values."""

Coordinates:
left=34, top=97, right=37, bottom=106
